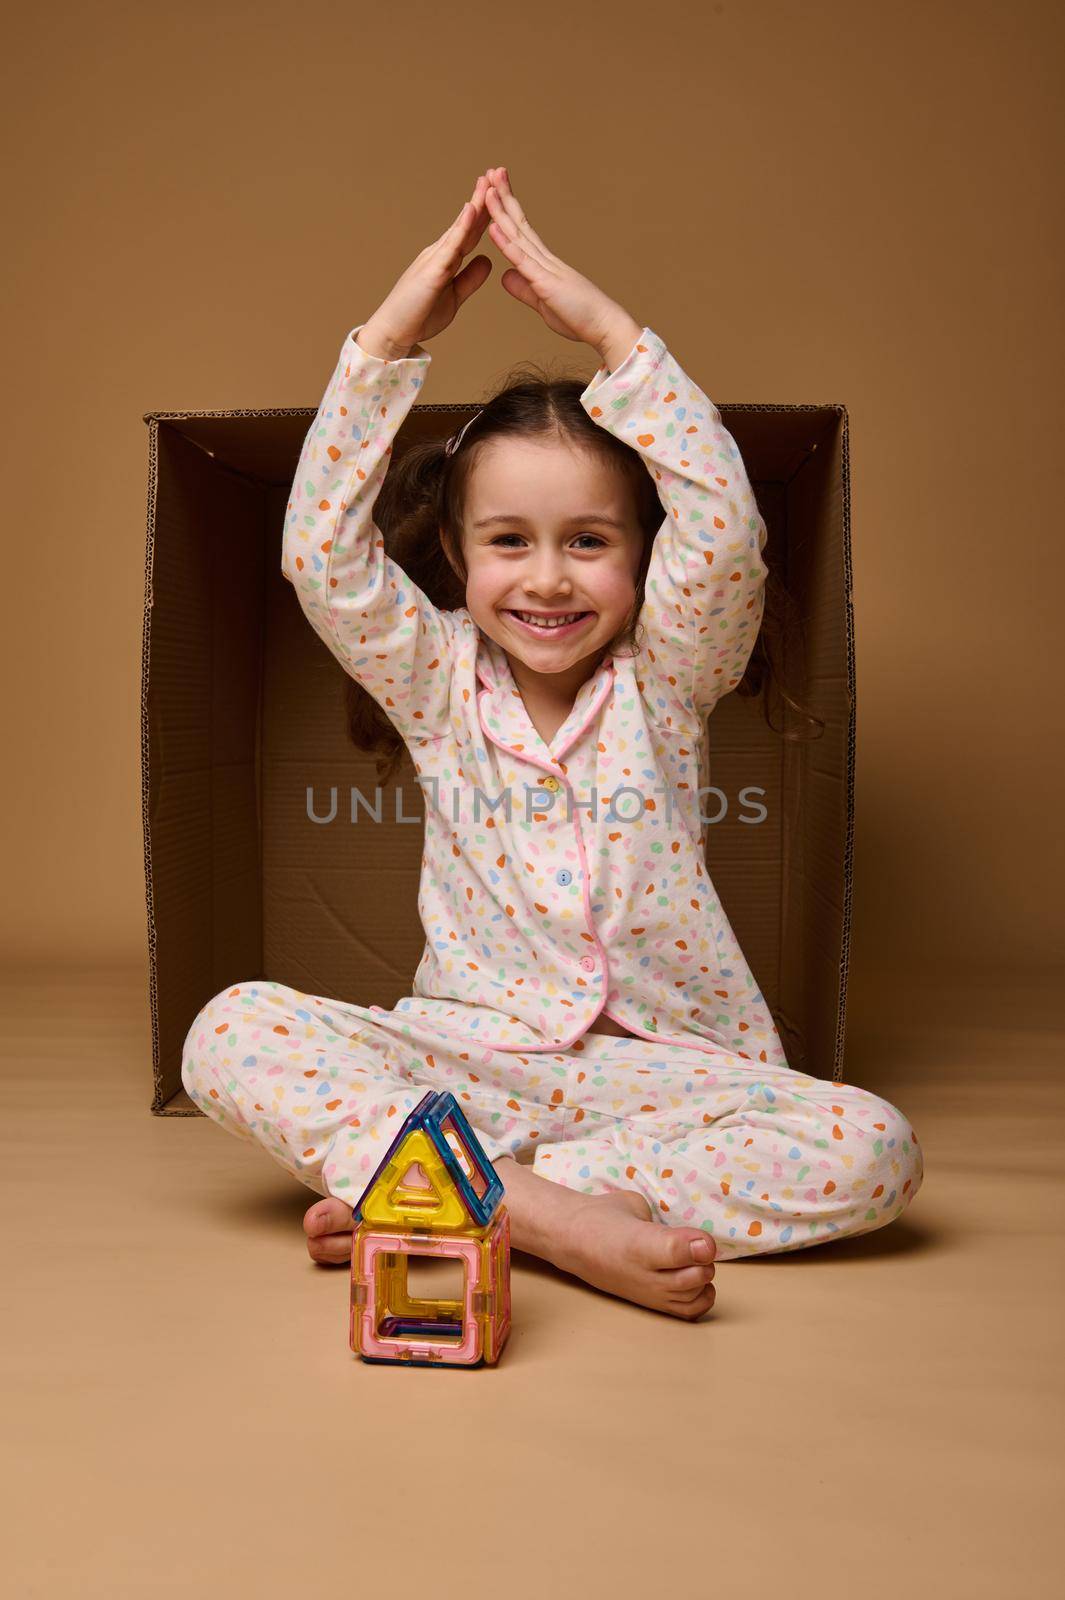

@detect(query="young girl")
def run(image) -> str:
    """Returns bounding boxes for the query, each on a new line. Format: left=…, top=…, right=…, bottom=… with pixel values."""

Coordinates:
left=181, top=167, right=923, bottom=1321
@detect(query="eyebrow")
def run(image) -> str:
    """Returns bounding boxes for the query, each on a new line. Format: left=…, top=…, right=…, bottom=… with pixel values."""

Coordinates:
left=472, top=513, right=628, bottom=530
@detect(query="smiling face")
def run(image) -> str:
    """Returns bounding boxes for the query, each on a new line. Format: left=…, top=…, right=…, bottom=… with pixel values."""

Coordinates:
left=449, top=433, right=647, bottom=700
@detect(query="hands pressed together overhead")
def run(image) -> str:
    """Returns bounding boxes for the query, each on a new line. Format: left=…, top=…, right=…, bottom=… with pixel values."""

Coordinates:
left=358, top=166, right=642, bottom=370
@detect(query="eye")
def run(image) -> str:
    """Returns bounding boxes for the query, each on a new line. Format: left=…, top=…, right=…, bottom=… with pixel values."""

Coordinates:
left=489, top=533, right=606, bottom=549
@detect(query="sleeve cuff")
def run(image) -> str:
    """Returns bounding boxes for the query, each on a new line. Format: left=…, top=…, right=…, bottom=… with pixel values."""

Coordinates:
left=344, top=323, right=432, bottom=365
left=579, top=326, right=667, bottom=411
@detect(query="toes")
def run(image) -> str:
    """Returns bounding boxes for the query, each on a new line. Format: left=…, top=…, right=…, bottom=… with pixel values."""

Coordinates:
left=302, top=1197, right=354, bottom=1238
left=665, top=1262, right=717, bottom=1294
left=670, top=1274, right=716, bottom=1303
left=674, top=1284, right=716, bottom=1321
left=306, top=1230, right=353, bottom=1266
left=639, top=1226, right=717, bottom=1271
left=673, top=1228, right=716, bottom=1266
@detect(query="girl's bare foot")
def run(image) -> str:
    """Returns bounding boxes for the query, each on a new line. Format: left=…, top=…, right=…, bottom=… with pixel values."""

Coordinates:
left=546, top=1187, right=717, bottom=1320
left=302, top=1194, right=359, bottom=1266
left=302, top=1158, right=717, bottom=1322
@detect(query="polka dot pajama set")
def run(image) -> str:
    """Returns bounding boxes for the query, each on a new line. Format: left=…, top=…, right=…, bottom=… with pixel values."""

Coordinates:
left=181, top=323, right=923, bottom=1259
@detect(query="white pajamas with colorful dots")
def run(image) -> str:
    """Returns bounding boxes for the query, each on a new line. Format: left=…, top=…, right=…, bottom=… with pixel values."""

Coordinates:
left=182, top=980, right=922, bottom=1258
left=180, top=321, right=923, bottom=1256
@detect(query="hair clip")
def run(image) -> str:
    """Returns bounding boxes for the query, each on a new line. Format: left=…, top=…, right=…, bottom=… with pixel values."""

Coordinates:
left=444, top=408, right=484, bottom=458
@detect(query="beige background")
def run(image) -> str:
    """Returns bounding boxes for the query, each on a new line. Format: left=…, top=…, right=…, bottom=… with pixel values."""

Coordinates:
left=3, top=0, right=1062, bottom=986
left=3, top=2, right=1062, bottom=1596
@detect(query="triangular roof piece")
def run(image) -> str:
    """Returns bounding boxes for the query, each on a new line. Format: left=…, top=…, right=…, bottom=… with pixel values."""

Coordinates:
left=352, top=1090, right=504, bottom=1229
left=366, top=1126, right=468, bottom=1230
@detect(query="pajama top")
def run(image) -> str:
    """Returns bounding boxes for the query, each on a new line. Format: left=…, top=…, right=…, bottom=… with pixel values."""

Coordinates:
left=281, top=322, right=790, bottom=1069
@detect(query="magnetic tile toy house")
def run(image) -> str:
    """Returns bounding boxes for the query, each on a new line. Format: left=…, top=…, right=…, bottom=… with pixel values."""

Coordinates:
left=350, top=1090, right=511, bottom=1368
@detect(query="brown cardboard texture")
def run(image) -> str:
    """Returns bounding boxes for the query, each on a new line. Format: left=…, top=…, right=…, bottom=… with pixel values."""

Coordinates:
left=140, top=388, right=853, bottom=1115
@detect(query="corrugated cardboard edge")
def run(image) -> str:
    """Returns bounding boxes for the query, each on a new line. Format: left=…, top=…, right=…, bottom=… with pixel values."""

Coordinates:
left=835, top=404, right=855, bottom=1082
left=141, top=413, right=171, bottom=1114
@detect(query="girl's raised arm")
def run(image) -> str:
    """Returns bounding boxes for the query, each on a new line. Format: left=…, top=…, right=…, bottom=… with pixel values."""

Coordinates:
left=581, top=328, right=769, bottom=727
left=282, top=180, right=495, bottom=740
left=480, top=168, right=768, bottom=730
left=281, top=328, right=455, bottom=740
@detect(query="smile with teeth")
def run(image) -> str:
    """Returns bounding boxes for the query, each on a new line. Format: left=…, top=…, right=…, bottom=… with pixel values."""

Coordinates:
left=507, top=609, right=591, bottom=631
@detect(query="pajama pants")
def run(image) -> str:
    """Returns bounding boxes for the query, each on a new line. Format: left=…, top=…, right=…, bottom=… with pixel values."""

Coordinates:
left=180, top=981, right=923, bottom=1260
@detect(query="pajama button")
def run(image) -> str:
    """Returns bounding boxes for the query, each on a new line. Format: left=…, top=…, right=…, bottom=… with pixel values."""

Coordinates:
left=579, top=955, right=597, bottom=972
left=541, top=776, right=561, bottom=792
left=555, top=869, right=572, bottom=886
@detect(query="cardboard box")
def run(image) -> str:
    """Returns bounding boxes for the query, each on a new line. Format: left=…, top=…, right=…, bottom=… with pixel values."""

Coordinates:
left=141, top=383, right=853, bottom=1115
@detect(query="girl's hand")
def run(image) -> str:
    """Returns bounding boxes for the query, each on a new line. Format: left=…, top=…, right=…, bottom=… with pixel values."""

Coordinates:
left=359, top=175, right=495, bottom=358
left=483, top=165, right=642, bottom=365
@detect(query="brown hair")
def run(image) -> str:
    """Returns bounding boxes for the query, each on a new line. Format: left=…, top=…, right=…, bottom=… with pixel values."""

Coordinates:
left=348, top=356, right=823, bottom=785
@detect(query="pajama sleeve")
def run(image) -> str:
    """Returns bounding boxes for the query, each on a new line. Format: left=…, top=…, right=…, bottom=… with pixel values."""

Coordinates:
left=281, top=324, right=455, bottom=741
left=580, top=327, right=768, bottom=725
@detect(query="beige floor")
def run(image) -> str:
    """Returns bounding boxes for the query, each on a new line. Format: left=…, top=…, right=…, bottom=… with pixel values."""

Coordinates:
left=3, top=966, right=1061, bottom=1598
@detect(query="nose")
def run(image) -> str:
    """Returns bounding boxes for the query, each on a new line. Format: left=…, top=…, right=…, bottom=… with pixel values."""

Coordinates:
left=523, top=551, right=572, bottom=600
